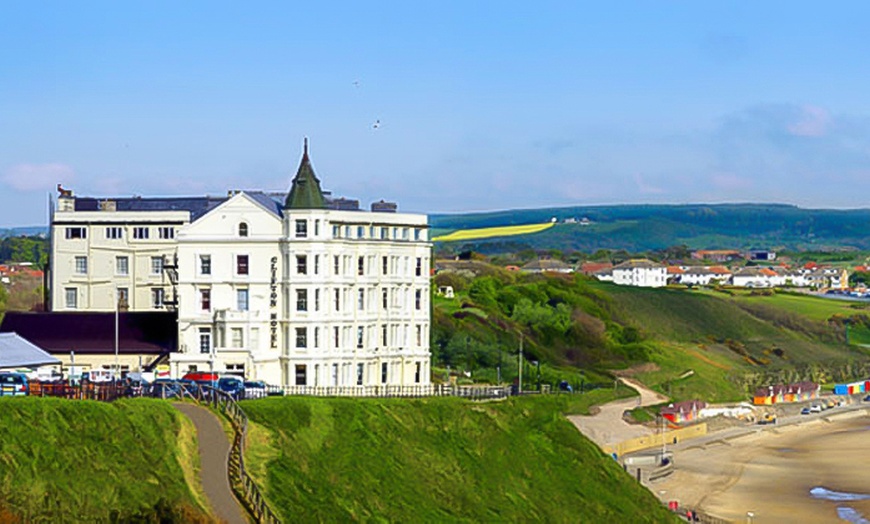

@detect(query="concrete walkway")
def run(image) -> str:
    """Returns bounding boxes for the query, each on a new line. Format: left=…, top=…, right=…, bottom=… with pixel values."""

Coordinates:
left=567, top=377, right=668, bottom=448
left=174, top=403, right=248, bottom=524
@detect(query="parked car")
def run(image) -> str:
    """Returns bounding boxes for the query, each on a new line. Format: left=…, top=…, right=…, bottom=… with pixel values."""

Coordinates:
left=800, top=407, right=812, bottom=415
left=217, top=376, right=245, bottom=398
left=863, top=394, right=870, bottom=403
left=0, top=372, right=29, bottom=396
left=150, top=379, right=183, bottom=399
left=809, top=404, right=822, bottom=413
left=182, top=372, right=219, bottom=386
left=244, top=380, right=268, bottom=399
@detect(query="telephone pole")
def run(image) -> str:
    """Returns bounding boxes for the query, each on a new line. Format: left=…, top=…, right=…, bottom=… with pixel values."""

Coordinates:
left=518, top=333, right=523, bottom=394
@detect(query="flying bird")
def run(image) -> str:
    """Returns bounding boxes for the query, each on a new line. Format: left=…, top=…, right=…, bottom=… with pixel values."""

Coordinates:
left=372, top=119, right=380, bottom=130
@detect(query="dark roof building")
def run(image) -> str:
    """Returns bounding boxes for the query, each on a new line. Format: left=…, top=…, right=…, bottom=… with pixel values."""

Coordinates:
left=0, top=311, right=177, bottom=355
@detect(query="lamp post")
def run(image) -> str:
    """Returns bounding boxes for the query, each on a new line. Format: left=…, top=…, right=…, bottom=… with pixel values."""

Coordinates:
left=465, top=336, right=471, bottom=379
left=114, top=289, right=120, bottom=378
left=746, top=511, right=754, bottom=524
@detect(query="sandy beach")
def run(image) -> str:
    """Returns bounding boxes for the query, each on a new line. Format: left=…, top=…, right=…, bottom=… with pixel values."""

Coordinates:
left=654, top=412, right=870, bottom=523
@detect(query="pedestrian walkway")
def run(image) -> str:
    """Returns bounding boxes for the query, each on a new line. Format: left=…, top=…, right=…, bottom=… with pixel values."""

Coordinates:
left=174, top=403, right=249, bottom=524
left=567, top=377, right=669, bottom=448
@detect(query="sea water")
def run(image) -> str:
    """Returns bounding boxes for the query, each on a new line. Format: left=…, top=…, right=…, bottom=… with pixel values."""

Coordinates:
left=810, top=487, right=870, bottom=523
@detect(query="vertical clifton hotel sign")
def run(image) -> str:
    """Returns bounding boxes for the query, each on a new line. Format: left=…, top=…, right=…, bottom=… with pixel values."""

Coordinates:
left=270, top=256, right=278, bottom=349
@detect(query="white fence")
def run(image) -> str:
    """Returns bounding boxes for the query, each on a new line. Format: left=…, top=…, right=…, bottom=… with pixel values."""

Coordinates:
left=254, top=384, right=512, bottom=400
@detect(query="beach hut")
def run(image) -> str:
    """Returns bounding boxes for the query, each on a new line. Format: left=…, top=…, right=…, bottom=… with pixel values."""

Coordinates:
left=660, top=400, right=707, bottom=424
left=789, top=381, right=819, bottom=402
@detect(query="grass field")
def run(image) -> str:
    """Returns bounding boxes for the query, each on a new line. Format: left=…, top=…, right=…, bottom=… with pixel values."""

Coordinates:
left=597, top=282, right=855, bottom=362
left=432, top=222, right=555, bottom=242
left=696, top=289, right=870, bottom=321
left=242, top=394, right=676, bottom=523
left=0, top=398, right=209, bottom=522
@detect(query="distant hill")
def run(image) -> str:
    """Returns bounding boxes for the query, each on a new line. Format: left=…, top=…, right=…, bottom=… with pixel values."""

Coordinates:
left=0, top=226, right=47, bottom=239
left=430, top=203, right=870, bottom=252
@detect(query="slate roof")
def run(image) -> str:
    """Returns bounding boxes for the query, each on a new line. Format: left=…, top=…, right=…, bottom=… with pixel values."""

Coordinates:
left=246, top=192, right=285, bottom=218
left=285, top=138, right=326, bottom=209
left=0, top=333, right=61, bottom=368
left=0, top=312, right=177, bottom=355
left=613, top=259, right=665, bottom=270
left=74, top=196, right=228, bottom=221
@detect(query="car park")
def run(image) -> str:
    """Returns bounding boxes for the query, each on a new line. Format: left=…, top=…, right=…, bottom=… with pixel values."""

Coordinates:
left=0, top=372, right=29, bottom=396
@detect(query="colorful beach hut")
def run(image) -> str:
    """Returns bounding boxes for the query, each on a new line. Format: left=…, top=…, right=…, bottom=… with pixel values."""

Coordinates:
left=660, top=400, right=707, bottom=424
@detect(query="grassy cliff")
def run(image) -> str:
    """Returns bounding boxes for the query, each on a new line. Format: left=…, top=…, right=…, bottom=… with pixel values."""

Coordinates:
left=0, top=398, right=210, bottom=522
left=241, top=395, right=676, bottom=523
left=432, top=269, right=870, bottom=402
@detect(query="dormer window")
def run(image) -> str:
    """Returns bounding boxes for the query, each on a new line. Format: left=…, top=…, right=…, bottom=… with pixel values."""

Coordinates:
left=239, top=223, right=249, bottom=237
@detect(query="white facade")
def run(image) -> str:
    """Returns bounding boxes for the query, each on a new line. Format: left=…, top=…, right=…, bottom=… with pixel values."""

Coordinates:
left=51, top=199, right=183, bottom=312
left=611, top=260, right=667, bottom=288
left=679, top=268, right=732, bottom=287
left=171, top=193, right=285, bottom=384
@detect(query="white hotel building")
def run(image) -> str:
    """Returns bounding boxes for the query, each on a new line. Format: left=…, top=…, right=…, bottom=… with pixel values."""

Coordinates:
left=49, top=141, right=432, bottom=388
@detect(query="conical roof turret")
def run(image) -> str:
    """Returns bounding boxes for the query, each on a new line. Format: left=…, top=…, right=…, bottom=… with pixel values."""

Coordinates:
left=284, top=138, right=326, bottom=209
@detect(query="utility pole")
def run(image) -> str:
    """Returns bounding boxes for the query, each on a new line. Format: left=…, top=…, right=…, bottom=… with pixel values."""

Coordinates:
left=518, top=333, right=523, bottom=394
left=661, top=414, right=667, bottom=460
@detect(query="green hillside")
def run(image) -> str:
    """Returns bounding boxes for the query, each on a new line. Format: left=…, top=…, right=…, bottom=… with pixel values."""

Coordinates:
left=430, top=203, right=870, bottom=252
left=241, top=395, right=676, bottom=523
left=431, top=269, right=870, bottom=402
left=0, top=398, right=209, bottom=522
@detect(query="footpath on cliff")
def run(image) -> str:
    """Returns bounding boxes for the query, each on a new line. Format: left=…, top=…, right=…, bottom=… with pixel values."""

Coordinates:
left=567, top=377, right=668, bottom=450
left=174, top=403, right=249, bottom=524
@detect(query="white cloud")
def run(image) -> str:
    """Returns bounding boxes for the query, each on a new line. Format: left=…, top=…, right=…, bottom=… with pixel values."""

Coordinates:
left=2, top=163, right=75, bottom=191
left=787, top=105, right=832, bottom=137
left=633, top=172, right=665, bottom=195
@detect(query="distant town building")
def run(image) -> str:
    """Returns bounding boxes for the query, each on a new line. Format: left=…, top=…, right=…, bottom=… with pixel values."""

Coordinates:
left=580, top=262, right=612, bottom=276
left=610, top=259, right=667, bottom=288
left=746, top=250, right=777, bottom=261
left=691, top=250, right=741, bottom=262
left=520, top=259, right=574, bottom=274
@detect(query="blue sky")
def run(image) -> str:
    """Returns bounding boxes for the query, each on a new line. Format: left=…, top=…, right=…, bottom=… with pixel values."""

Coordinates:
left=3, top=2, right=870, bottom=226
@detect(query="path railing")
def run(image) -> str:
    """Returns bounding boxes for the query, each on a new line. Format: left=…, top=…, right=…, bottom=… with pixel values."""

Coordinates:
left=182, top=385, right=282, bottom=524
